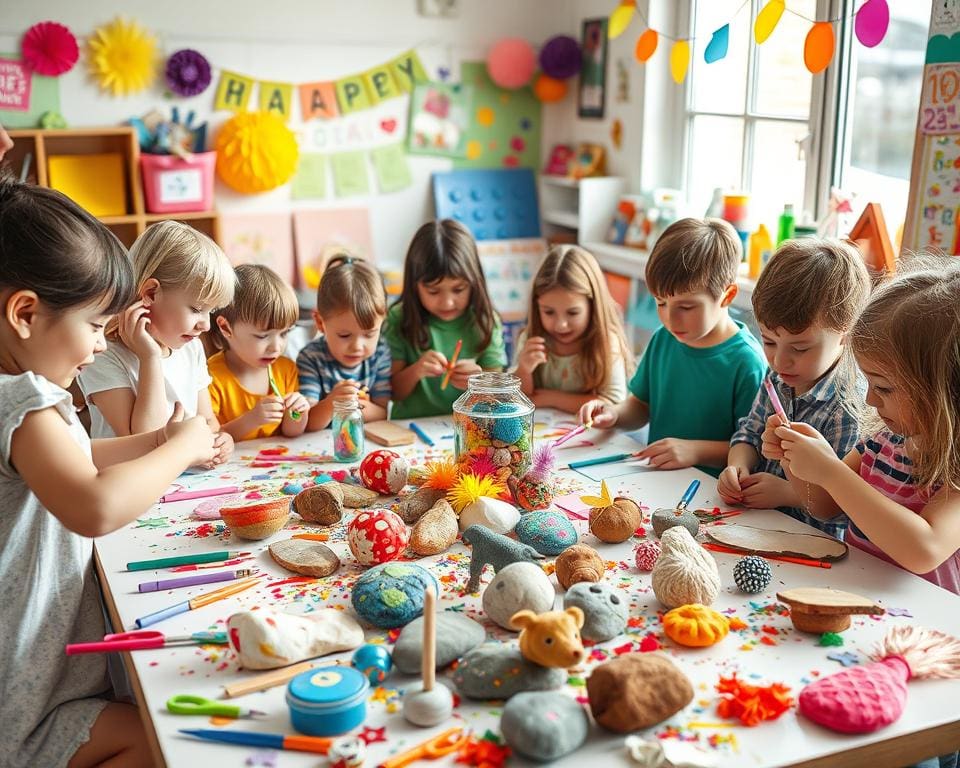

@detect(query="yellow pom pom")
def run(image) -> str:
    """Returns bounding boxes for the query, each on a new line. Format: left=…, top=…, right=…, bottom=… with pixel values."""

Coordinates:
left=215, top=111, right=299, bottom=194
left=447, top=473, right=506, bottom=513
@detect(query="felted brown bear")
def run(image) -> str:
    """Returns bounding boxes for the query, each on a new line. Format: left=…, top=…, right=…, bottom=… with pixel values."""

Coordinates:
left=510, top=607, right=585, bottom=669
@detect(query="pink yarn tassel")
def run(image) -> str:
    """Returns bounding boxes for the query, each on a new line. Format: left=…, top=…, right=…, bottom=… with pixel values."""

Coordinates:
left=872, top=625, right=960, bottom=679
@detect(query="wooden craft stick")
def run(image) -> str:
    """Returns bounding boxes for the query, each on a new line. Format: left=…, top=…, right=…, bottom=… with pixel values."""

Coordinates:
left=423, top=584, right=436, bottom=692
left=222, top=660, right=317, bottom=699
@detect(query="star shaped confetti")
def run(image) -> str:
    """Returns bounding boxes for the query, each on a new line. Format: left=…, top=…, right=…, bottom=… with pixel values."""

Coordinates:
left=359, top=725, right=387, bottom=745
left=827, top=651, right=860, bottom=667
left=135, top=516, right=170, bottom=529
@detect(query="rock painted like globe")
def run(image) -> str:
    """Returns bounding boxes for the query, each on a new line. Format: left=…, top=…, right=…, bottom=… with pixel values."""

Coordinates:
left=351, top=563, right=438, bottom=629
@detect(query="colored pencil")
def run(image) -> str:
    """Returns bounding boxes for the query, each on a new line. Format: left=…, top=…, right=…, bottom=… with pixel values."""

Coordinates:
left=135, top=578, right=259, bottom=628
left=127, top=550, right=249, bottom=572
left=409, top=421, right=435, bottom=446
left=440, top=338, right=463, bottom=390
left=159, top=486, right=240, bottom=503
left=292, top=533, right=330, bottom=542
left=138, top=568, right=253, bottom=593
left=568, top=451, right=644, bottom=469
left=701, top=542, right=831, bottom=569
left=553, top=420, right=592, bottom=448
left=179, top=729, right=332, bottom=754
left=764, top=378, right=790, bottom=426
left=269, top=366, right=301, bottom=420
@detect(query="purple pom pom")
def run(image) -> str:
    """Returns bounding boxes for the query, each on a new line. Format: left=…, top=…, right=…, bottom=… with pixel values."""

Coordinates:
left=165, top=49, right=212, bottom=97
left=539, top=36, right=582, bottom=80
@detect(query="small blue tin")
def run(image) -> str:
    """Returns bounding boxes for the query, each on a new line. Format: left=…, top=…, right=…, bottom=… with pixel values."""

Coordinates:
left=286, top=666, right=369, bottom=737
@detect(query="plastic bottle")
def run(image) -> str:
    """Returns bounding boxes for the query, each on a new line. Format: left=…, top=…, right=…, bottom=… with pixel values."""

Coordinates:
left=748, top=224, right=773, bottom=279
left=777, top=204, right=795, bottom=246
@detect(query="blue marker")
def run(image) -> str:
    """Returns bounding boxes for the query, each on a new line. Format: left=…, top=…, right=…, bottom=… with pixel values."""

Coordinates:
left=409, top=421, right=435, bottom=447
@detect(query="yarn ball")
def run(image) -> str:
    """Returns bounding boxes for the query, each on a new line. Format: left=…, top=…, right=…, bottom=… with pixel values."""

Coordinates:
left=533, top=74, right=568, bottom=102
left=634, top=540, right=662, bottom=572
left=486, top=38, right=537, bottom=89
left=733, top=555, right=773, bottom=594
left=347, top=509, right=408, bottom=566
left=351, top=644, right=393, bottom=684
left=539, top=35, right=582, bottom=79
left=490, top=415, right=526, bottom=444
left=352, top=563, right=438, bottom=629
left=359, top=450, right=409, bottom=495
left=215, top=111, right=299, bottom=194
left=651, top=527, right=721, bottom=609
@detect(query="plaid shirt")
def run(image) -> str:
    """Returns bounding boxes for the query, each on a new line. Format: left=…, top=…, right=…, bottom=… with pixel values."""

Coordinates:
left=297, top=336, right=392, bottom=404
left=731, top=367, right=862, bottom=539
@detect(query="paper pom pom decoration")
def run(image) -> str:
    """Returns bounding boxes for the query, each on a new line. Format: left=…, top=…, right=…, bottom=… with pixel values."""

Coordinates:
left=215, top=111, right=299, bottom=194
left=347, top=509, right=408, bottom=566
left=87, top=17, right=158, bottom=96
left=539, top=35, right=581, bottom=79
left=733, top=555, right=772, bottom=594
left=534, top=74, right=567, bottom=103
left=634, top=540, right=661, bottom=571
left=165, top=49, right=212, bottom=97
left=21, top=21, right=79, bottom=77
left=359, top=450, right=409, bottom=495
left=486, top=38, right=536, bottom=89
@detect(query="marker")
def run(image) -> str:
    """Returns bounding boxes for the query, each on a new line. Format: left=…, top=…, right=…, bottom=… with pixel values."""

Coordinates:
left=269, top=366, right=301, bottom=420
left=135, top=578, right=259, bottom=628
left=764, top=378, right=789, bottom=426
left=179, top=729, right=333, bottom=754
left=126, top=550, right=249, bottom=572
left=568, top=451, right=644, bottom=469
left=138, top=569, right=254, bottom=593
left=553, top=420, right=592, bottom=448
left=409, top=421, right=435, bottom=447
left=440, top=339, right=462, bottom=390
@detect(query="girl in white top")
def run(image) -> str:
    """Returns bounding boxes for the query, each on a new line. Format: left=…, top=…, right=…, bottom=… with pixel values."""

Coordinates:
left=0, top=176, right=215, bottom=768
left=79, top=220, right=236, bottom=465
left=513, top=245, right=631, bottom=413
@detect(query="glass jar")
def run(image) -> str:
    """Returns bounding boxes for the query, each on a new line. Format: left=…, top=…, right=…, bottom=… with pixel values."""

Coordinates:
left=453, top=373, right=534, bottom=482
left=332, top=396, right=364, bottom=462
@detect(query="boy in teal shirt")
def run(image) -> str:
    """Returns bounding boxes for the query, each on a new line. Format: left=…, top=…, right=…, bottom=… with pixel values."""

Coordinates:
left=581, top=217, right=766, bottom=476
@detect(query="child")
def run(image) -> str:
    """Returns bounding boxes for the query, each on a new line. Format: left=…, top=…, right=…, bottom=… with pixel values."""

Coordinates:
left=208, top=264, right=310, bottom=441
left=0, top=177, right=215, bottom=768
left=513, top=244, right=631, bottom=413
left=717, top=240, right=870, bottom=538
left=386, top=219, right=507, bottom=418
left=580, top=217, right=766, bottom=475
left=297, top=255, right=392, bottom=430
left=768, top=255, right=960, bottom=594
left=78, top=221, right=235, bottom=465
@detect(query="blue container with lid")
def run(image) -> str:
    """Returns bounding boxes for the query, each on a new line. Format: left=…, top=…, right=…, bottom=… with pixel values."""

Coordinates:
left=286, top=666, right=370, bottom=737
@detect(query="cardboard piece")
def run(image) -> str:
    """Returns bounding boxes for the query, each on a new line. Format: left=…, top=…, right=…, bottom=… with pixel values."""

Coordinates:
left=364, top=421, right=415, bottom=447
left=705, top=524, right=849, bottom=562
left=776, top=587, right=885, bottom=633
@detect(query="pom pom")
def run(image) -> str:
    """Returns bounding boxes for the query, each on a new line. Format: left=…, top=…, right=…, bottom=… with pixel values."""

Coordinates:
left=634, top=540, right=661, bottom=572
left=486, top=38, right=536, bottom=89
left=716, top=674, right=793, bottom=726
left=468, top=452, right=499, bottom=479
left=528, top=442, right=557, bottom=482
left=539, top=35, right=582, bottom=79
left=165, top=48, right=212, bottom=97
left=422, top=459, right=459, bottom=490
left=22, top=21, right=79, bottom=76
left=490, top=415, right=525, bottom=444
left=733, top=555, right=772, bottom=594
left=215, top=111, right=299, bottom=194
left=447, top=473, right=506, bottom=513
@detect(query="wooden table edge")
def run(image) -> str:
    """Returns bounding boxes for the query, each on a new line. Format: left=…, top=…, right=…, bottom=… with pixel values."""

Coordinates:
left=784, top=719, right=960, bottom=767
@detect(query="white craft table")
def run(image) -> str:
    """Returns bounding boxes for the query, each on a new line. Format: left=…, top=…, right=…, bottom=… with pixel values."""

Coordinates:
left=92, top=410, right=960, bottom=768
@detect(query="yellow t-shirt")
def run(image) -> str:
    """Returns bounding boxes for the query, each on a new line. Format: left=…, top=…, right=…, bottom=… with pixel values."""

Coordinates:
left=207, top=352, right=299, bottom=441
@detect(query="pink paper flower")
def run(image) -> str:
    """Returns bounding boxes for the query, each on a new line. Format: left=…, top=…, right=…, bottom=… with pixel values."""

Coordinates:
left=22, top=21, right=79, bottom=77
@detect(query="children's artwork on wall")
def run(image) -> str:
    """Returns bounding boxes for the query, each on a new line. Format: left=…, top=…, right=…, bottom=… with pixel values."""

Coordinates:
left=454, top=62, right=541, bottom=170
left=290, top=153, right=328, bottom=200
left=0, top=53, right=59, bottom=128
left=330, top=151, right=371, bottom=197
left=578, top=18, right=608, bottom=119
left=476, top=238, right=546, bottom=320
left=0, top=58, right=31, bottom=111
left=406, top=82, right=472, bottom=157
left=370, top=143, right=413, bottom=193
left=292, top=208, right=373, bottom=290
left=219, top=211, right=296, bottom=286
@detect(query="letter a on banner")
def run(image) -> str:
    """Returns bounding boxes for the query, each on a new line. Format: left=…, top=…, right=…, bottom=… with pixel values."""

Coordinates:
left=389, top=50, right=428, bottom=93
left=215, top=71, right=253, bottom=112
left=259, top=81, right=294, bottom=120
left=299, top=81, right=339, bottom=120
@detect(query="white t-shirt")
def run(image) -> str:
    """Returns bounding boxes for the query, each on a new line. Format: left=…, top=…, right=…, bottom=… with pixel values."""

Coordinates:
left=78, top=338, right=212, bottom=438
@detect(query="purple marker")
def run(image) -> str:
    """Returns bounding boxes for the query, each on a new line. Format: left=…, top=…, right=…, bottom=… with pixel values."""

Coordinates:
left=138, top=569, right=253, bottom=593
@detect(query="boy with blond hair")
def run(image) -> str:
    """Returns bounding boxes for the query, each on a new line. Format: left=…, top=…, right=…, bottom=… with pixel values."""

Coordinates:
left=582, top=218, right=766, bottom=476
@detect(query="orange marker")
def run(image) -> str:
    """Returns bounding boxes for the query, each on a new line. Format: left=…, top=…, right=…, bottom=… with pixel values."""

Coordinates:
left=440, top=338, right=463, bottom=390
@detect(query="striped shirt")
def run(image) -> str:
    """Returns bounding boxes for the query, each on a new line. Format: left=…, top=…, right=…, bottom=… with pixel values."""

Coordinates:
left=850, top=431, right=960, bottom=594
left=296, top=336, right=392, bottom=404
left=731, top=367, right=861, bottom=539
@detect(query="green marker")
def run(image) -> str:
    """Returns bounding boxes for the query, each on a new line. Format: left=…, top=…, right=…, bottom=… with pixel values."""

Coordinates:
left=126, top=550, right=249, bottom=571
left=268, top=367, right=301, bottom=420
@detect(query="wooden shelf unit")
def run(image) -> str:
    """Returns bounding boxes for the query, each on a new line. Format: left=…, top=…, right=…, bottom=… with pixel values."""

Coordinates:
left=3, top=127, right=219, bottom=248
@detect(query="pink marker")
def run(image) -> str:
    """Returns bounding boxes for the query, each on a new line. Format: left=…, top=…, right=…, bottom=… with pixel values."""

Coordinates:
left=764, top=378, right=789, bottom=426
left=159, top=486, right=241, bottom=503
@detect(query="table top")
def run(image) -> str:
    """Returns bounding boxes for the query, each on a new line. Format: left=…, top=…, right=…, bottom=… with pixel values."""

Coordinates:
left=92, top=410, right=960, bottom=768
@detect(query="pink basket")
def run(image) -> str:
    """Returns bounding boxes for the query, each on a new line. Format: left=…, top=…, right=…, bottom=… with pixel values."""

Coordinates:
left=139, top=151, right=216, bottom=214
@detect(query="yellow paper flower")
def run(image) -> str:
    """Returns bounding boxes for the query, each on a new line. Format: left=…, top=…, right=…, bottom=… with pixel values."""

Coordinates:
left=447, top=473, right=506, bottom=513
left=216, top=111, right=299, bottom=194
left=580, top=479, right=613, bottom=509
left=87, top=17, right=158, bottom=96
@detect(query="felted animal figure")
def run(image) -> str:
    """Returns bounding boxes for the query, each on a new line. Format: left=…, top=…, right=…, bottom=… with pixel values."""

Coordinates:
left=510, top=607, right=585, bottom=669
left=461, top=524, right=542, bottom=592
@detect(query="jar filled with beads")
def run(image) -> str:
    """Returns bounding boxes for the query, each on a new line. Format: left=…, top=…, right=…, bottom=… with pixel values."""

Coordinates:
left=332, top=396, right=364, bottom=462
left=453, top=373, right=534, bottom=483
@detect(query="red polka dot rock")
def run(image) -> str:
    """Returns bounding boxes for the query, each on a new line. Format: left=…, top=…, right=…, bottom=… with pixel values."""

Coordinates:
left=359, top=450, right=409, bottom=495
left=348, top=509, right=409, bottom=566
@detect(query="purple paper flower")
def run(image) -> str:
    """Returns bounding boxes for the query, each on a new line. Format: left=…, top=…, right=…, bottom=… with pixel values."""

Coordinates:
left=165, top=48, right=211, bottom=97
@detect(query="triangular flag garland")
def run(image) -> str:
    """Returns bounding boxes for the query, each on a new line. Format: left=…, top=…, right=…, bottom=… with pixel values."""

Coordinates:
left=613, top=0, right=890, bottom=82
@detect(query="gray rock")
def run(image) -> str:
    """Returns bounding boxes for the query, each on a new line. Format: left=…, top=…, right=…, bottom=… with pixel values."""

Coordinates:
left=563, top=581, right=628, bottom=642
left=651, top=507, right=700, bottom=539
left=482, top=562, right=555, bottom=630
left=501, top=692, right=589, bottom=762
left=452, top=644, right=565, bottom=700
left=392, top=612, right=486, bottom=674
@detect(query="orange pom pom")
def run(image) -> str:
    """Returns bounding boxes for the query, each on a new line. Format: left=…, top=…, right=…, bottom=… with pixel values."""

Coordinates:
left=715, top=674, right=793, bottom=726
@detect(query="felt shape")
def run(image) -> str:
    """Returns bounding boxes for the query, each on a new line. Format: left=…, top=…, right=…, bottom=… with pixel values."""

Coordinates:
left=397, top=486, right=448, bottom=525
left=227, top=609, right=363, bottom=670
left=511, top=607, right=585, bottom=669
left=855, top=0, right=889, bottom=48
left=539, top=35, right=582, bottom=79
left=269, top=538, right=340, bottom=577
left=352, top=644, right=393, bottom=684
left=635, top=29, right=659, bottom=63
left=347, top=509, right=408, bottom=566
left=215, top=111, right=299, bottom=193
left=486, top=38, right=536, bottom=89
left=351, top=563, right=437, bottom=629
left=804, top=22, right=835, bottom=74
left=733, top=555, right=772, bottom=594
left=219, top=497, right=290, bottom=540
left=514, top=510, right=577, bottom=555
left=393, top=612, right=486, bottom=674
left=706, top=524, right=848, bottom=561
left=554, top=543, right=605, bottom=590
left=409, top=498, right=459, bottom=556
left=587, top=653, right=694, bottom=733
left=754, top=0, right=785, bottom=43
left=716, top=674, right=793, bottom=726
left=651, top=527, right=721, bottom=609
left=293, top=483, right=343, bottom=526
left=634, top=540, right=661, bottom=571
left=22, top=21, right=79, bottom=76
left=461, top=524, right=542, bottom=593
left=482, top=561, right=555, bottom=630
left=776, top=587, right=884, bottom=633
left=360, top=450, right=409, bottom=495
left=87, top=16, right=158, bottom=96
left=609, top=1, right=637, bottom=39
left=453, top=644, right=566, bottom=700
left=563, top=581, right=628, bottom=642
left=663, top=604, right=729, bottom=648
left=165, top=48, right=211, bottom=96
left=501, top=691, right=588, bottom=762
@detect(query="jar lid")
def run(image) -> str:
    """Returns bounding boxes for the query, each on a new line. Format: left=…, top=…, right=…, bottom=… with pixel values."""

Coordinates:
left=287, top=666, right=369, bottom=710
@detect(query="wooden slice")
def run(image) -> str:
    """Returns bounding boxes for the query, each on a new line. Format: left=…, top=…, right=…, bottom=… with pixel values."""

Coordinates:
left=269, top=539, right=340, bottom=577
left=705, top=524, right=848, bottom=561
left=364, top=421, right=415, bottom=446
left=776, top=587, right=884, bottom=633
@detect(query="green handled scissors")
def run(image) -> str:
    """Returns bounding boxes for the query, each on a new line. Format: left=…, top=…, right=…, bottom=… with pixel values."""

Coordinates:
left=166, top=694, right=265, bottom=719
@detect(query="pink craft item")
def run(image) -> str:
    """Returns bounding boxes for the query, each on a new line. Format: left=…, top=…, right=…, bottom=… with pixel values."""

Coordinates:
left=347, top=509, right=408, bottom=566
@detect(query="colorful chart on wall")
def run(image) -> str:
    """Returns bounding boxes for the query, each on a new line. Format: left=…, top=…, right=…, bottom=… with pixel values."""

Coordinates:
left=219, top=211, right=296, bottom=286
left=292, top=208, right=374, bottom=291
left=454, top=62, right=541, bottom=170
left=0, top=53, right=59, bottom=128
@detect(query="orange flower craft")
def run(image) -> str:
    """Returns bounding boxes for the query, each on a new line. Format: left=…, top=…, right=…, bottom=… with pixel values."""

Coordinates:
left=716, top=674, right=794, bottom=727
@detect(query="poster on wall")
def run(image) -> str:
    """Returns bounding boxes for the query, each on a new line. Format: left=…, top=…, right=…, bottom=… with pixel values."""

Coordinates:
left=292, top=208, right=374, bottom=291
left=476, top=238, right=546, bottom=320
left=219, top=212, right=296, bottom=286
left=406, top=82, right=473, bottom=158
left=0, top=53, right=59, bottom=128
left=578, top=18, right=608, bottom=119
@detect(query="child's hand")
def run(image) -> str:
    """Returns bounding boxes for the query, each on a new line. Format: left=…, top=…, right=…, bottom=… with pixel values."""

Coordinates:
left=639, top=438, right=697, bottom=470
left=718, top=465, right=746, bottom=505
left=777, top=423, right=839, bottom=482
left=760, top=414, right=788, bottom=460
left=328, top=379, right=361, bottom=401
left=516, top=336, right=548, bottom=373
left=206, top=431, right=234, bottom=468
left=163, top=408, right=216, bottom=465
left=580, top=399, right=616, bottom=428
left=739, top=472, right=793, bottom=509
left=118, top=301, right=161, bottom=360
left=418, top=350, right=448, bottom=378
left=252, top=395, right=286, bottom=425
left=283, top=392, right=310, bottom=418
left=449, top=358, right=481, bottom=390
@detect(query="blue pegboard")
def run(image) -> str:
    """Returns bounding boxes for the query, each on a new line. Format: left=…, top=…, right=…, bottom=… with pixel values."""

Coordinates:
left=432, top=168, right=541, bottom=241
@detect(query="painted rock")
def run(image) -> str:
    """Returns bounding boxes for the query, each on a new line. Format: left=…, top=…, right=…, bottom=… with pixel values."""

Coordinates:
left=508, top=474, right=553, bottom=511
left=452, top=644, right=566, bottom=700
left=351, top=563, right=438, bottom=629
left=563, top=581, right=628, bottom=642
left=651, top=507, right=700, bottom=539
left=359, top=450, right=409, bottom=495
left=733, top=555, right=773, bottom=593
left=514, top=510, right=578, bottom=555
left=501, top=691, right=589, bottom=762
left=293, top=483, right=343, bottom=526
left=347, top=509, right=408, bottom=566
left=458, top=496, right=520, bottom=534
left=392, top=612, right=486, bottom=674
left=351, top=644, right=393, bottom=684
left=482, top=561, right=555, bottom=630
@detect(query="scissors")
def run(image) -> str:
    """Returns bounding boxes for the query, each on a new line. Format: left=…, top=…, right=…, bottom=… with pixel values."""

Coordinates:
left=377, top=727, right=470, bottom=768
left=66, top=630, right=228, bottom=655
left=166, top=694, right=265, bottom=719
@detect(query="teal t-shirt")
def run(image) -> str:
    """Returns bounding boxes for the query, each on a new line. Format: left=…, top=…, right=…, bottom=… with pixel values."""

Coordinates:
left=384, top=303, right=507, bottom=418
left=628, top=322, right=766, bottom=476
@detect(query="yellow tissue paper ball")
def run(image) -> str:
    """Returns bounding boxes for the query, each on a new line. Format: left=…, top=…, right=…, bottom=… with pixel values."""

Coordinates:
left=215, top=111, right=299, bottom=194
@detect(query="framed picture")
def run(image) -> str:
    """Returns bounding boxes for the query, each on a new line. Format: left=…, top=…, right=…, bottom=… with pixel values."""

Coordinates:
left=578, top=18, right=608, bottom=119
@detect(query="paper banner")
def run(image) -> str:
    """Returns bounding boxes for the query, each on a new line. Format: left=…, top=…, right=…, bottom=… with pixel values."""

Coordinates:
left=635, top=29, right=658, bottom=62
left=704, top=24, right=729, bottom=64
left=670, top=40, right=691, bottom=83
left=388, top=49, right=428, bottom=93
left=299, top=81, right=339, bottom=120
left=608, top=2, right=636, bottom=39
left=335, top=75, right=373, bottom=115
left=363, top=66, right=400, bottom=104
left=804, top=22, right=835, bottom=74
left=291, top=153, right=328, bottom=199
left=330, top=150, right=370, bottom=197
left=215, top=70, right=254, bottom=112
left=259, top=80, right=294, bottom=120
left=370, top=143, right=412, bottom=193
left=0, top=58, right=31, bottom=111
left=755, top=0, right=785, bottom=44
